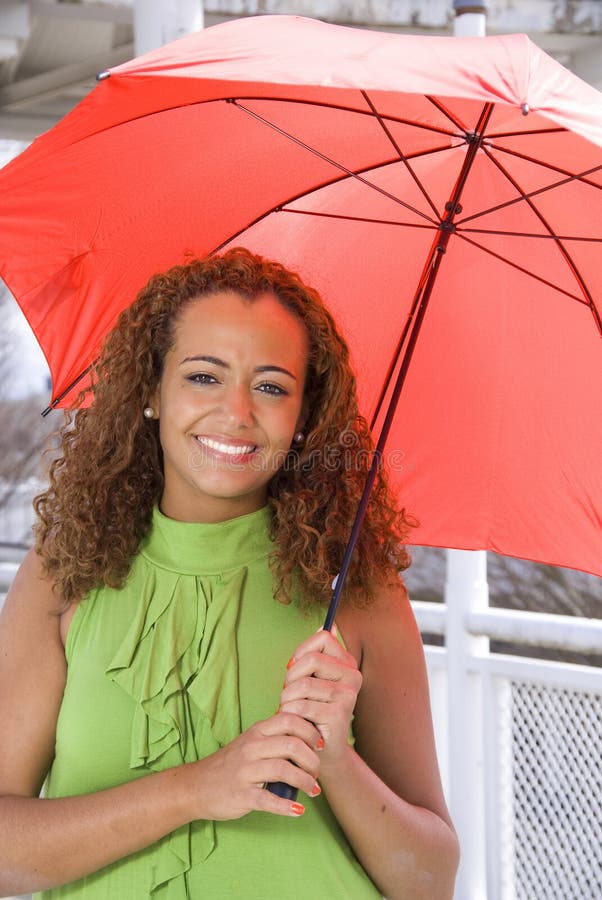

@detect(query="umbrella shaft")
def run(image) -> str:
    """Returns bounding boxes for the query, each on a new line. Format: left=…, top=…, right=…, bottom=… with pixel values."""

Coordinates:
left=324, top=105, right=495, bottom=629
left=323, top=235, right=447, bottom=632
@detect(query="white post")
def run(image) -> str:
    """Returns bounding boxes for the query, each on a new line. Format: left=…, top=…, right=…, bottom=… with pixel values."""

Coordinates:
left=134, top=0, right=203, bottom=57
left=446, top=549, right=489, bottom=899
left=446, top=11, right=489, bottom=897
left=452, top=3, right=486, bottom=38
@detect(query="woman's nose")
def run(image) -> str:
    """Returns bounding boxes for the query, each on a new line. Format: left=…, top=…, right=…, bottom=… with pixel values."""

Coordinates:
left=222, top=384, right=255, bottom=426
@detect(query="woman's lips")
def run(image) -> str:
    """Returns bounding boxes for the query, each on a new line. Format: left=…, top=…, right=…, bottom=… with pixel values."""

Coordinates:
left=193, top=434, right=260, bottom=463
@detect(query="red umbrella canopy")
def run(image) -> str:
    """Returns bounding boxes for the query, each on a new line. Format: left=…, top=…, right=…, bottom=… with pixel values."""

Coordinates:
left=1, top=16, right=601, bottom=576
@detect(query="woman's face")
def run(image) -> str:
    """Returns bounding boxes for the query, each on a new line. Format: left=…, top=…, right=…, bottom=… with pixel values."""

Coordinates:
left=153, top=290, right=308, bottom=522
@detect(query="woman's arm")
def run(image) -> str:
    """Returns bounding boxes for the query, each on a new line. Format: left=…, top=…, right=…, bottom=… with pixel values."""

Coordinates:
left=280, top=582, right=460, bottom=900
left=0, top=551, right=322, bottom=896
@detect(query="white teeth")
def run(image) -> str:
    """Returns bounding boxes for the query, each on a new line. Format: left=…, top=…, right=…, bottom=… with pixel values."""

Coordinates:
left=196, top=436, right=256, bottom=456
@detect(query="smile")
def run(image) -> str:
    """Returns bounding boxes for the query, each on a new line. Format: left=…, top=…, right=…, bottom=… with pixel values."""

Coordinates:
left=194, top=436, right=258, bottom=456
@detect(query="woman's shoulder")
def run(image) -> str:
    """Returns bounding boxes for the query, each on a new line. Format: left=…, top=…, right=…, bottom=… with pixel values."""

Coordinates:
left=0, top=549, right=68, bottom=798
left=336, top=574, right=411, bottom=666
left=6, top=547, right=59, bottom=610
left=2, top=549, right=65, bottom=637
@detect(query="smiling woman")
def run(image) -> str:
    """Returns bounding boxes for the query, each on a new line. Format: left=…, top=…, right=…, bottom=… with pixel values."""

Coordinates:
left=153, top=290, right=308, bottom=524
left=0, top=249, right=459, bottom=900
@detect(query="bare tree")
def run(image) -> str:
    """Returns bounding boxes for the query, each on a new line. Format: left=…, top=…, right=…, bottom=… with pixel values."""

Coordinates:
left=0, top=280, right=57, bottom=548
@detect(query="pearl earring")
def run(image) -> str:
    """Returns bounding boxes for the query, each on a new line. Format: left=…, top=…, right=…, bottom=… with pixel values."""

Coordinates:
left=143, top=407, right=155, bottom=419
left=293, top=431, right=305, bottom=444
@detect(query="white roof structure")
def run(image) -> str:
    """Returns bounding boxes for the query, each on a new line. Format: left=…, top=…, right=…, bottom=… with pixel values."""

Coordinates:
left=1, top=1, right=601, bottom=143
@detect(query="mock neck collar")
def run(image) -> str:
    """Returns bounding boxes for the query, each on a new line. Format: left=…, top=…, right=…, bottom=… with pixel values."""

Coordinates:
left=139, top=504, right=273, bottom=575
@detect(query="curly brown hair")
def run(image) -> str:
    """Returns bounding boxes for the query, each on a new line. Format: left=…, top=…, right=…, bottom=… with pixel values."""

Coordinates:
left=34, top=248, right=413, bottom=608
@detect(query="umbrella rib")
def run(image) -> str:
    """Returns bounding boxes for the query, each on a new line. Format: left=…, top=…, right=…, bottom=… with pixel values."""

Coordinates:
left=210, top=156, right=444, bottom=255
left=454, top=231, right=591, bottom=306
left=41, top=362, right=94, bottom=416
left=54, top=91, right=460, bottom=153
left=425, top=96, right=470, bottom=133
left=458, top=158, right=602, bottom=226
left=488, top=126, right=565, bottom=139
left=486, top=144, right=602, bottom=191
left=229, top=99, right=438, bottom=225
left=461, top=227, right=602, bottom=243
left=472, top=148, right=602, bottom=330
left=360, top=90, right=440, bottom=219
left=227, top=93, right=460, bottom=138
left=281, top=209, right=436, bottom=230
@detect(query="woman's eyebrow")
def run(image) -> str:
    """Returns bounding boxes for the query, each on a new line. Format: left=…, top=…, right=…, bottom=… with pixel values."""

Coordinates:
left=180, top=354, right=226, bottom=367
left=180, top=355, right=297, bottom=380
left=255, top=364, right=298, bottom=381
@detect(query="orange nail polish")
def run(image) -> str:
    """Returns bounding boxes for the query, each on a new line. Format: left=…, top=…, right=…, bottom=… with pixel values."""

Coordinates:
left=290, top=802, right=305, bottom=816
left=316, top=737, right=325, bottom=750
left=286, top=657, right=295, bottom=670
left=310, top=783, right=321, bottom=797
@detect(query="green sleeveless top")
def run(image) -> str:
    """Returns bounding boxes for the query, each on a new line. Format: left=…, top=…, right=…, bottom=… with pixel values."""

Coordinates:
left=37, top=506, right=382, bottom=899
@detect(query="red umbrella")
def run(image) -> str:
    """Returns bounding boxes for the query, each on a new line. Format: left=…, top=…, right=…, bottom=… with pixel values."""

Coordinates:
left=1, top=15, right=601, bottom=579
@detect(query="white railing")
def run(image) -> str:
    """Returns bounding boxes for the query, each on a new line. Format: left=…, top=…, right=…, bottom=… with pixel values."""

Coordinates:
left=414, top=551, right=602, bottom=900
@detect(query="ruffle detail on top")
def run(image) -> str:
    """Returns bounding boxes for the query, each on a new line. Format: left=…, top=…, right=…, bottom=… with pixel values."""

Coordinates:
left=105, top=505, right=272, bottom=899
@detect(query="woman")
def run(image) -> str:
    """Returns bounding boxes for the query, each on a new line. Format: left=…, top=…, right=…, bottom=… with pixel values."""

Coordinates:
left=0, top=249, right=459, bottom=899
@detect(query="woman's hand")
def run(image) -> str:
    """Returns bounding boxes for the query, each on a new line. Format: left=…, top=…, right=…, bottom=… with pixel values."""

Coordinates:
left=279, top=626, right=362, bottom=778
left=188, top=712, right=323, bottom=821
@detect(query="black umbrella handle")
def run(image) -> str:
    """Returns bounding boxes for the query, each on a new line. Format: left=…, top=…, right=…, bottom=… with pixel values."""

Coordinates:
left=266, top=781, right=299, bottom=800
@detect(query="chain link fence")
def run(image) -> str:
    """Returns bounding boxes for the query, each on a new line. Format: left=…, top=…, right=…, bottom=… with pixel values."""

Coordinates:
left=511, top=682, right=602, bottom=900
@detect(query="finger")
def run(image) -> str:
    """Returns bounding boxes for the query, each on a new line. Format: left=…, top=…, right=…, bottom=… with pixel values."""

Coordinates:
left=253, top=787, right=307, bottom=818
left=280, top=690, right=358, bottom=726
left=284, top=651, right=359, bottom=686
left=257, top=794, right=307, bottom=818
left=287, top=627, right=347, bottom=665
left=255, top=712, right=323, bottom=749
left=242, top=726, right=321, bottom=777
left=257, top=734, right=321, bottom=777
left=251, top=756, right=321, bottom=797
left=282, top=675, right=342, bottom=706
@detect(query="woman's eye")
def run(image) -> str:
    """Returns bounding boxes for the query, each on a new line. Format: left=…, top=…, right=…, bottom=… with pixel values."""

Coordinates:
left=257, top=382, right=287, bottom=396
left=186, top=372, right=217, bottom=385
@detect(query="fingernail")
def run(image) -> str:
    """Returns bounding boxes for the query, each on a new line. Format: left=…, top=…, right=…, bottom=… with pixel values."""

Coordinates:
left=286, top=657, right=295, bottom=670
left=310, top=783, right=321, bottom=797
left=290, top=802, right=305, bottom=816
left=275, top=706, right=281, bottom=714
left=316, top=737, right=325, bottom=750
